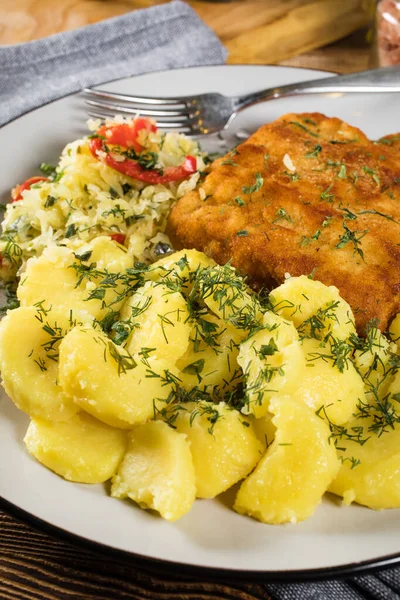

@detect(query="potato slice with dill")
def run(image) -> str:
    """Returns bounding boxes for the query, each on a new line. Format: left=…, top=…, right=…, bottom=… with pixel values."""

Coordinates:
left=328, top=358, right=400, bottom=510
left=389, top=313, right=400, bottom=346
left=353, top=321, right=398, bottom=394
left=59, top=326, right=178, bottom=429
left=297, top=337, right=365, bottom=426
left=146, top=248, right=217, bottom=296
left=25, top=412, right=127, bottom=484
left=18, top=237, right=135, bottom=321
left=253, top=412, right=276, bottom=449
left=270, top=275, right=355, bottom=342
left=120, top=281, right=192, bottom=363
left=195, top=263, right=263, bottom=338
left=0, top=305, right=88, bottom=421
left=238, top=311, right=305, bottom=418
left=234, top=395, right=340, bottom=524
left=111, top=420, right=196, bottom=522
left=176, top=313, right=241, bottom=396
left=170, top=401, right=264, bottom=499
left=329, top=413, right=400, bottom=510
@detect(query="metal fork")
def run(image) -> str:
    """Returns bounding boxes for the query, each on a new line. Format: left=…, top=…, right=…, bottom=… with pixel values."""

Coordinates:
left=83, top=66, right=400, bottom=136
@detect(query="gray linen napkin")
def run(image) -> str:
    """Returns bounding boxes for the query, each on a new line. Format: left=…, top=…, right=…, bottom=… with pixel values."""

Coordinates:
left=0, top=0, right=227, bottom=126
left=0, top=2, right=400, bottom=598
left=265, top=569, right=400, bottom=599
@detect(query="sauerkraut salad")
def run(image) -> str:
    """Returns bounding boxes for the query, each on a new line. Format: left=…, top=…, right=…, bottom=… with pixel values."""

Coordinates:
left=0, top=116, right=208, bottom=287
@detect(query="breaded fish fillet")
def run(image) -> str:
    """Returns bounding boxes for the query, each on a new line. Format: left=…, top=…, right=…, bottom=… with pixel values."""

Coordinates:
left=168, top=113, right=400, bottom=332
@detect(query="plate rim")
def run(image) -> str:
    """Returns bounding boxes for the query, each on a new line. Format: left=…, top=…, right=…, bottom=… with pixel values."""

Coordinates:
left=2, top=496, right=400, bottom=582
left=1, top=63, right=399, bottom=581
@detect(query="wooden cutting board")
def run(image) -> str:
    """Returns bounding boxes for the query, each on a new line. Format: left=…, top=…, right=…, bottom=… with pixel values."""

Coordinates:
left=0, top=0, right=372, bottom=67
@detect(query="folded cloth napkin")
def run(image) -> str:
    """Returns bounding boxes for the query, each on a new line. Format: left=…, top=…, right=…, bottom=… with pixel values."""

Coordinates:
left=0, top=0, right=227, bottom=127
left=265, top=569, right=400, bottom=599
left=1, top=3, right=400, bottom=598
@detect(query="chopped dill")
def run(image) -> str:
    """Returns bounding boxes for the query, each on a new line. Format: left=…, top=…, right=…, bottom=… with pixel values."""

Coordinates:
left=273, top=208, right=293, bottom=224
left=44, top=195, right=57, bottom=208
left=242, top=172, right=264, bottom=196
left=305, top=144, right=322, bottom=158
left=336, top=222, right=368, bottom=261
left=297, top=301, right=340, bottom=341
left=362, top=166, right=380, bottom=186
left=108, top=342, right=137, bottom=375
left=320, top=184, right=335, bottom=202
left=358, top=209, right=399, bottom=224
left=288, top=121, right=319, bottom=138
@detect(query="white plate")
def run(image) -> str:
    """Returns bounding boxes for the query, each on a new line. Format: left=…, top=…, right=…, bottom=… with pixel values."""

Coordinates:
left=1, top=65, right=400, bottom=581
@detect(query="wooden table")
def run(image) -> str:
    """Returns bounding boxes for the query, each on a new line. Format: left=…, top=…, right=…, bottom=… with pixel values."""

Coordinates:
left=0, top=1, right=375, bottom=598
left=1, top=0, right=373, bottom=72
left=1, top=508, right=285, bottom=599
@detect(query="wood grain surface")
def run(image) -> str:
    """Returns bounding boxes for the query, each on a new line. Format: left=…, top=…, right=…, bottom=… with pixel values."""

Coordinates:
left=0, top=0, right=372, bottom=71
left=0, top=1, right=375, bottom=598
left=0, top=509, right=277, bottom=600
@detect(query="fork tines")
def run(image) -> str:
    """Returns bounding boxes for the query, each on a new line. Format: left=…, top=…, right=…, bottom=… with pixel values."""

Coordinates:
left=83, top=88, right=192, bottom=131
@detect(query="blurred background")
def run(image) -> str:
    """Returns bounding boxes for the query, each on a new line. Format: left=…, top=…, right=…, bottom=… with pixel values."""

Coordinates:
left=0, top=0, right=376, bottom=73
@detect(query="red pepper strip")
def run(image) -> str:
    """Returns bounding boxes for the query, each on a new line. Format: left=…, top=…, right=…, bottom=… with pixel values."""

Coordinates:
left=89, top=137, right=197, bottom=184
left=98, top=119, right=157, bottom=153
left=110, top=233, right=126, bottom=245
left=12, top=176, right=48, bottom=202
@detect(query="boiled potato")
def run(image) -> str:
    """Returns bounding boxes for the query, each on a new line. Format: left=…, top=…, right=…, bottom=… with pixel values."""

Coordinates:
left=329, top=409, right=400, bottom=510
left=0, top=306, right=81, bottom=421
left=270, top=275, right=355, bottom=341
left=111, top=420, right=196, bottom=521
left=25, top=412, right=127, bottom=483
left=387, top=365, right=400, bottom=400
left=171, top=401, right=264, bottom=498
left=238, top=311, right=305, bottom=417
left=120, top=281, right=192, bottom=363
left=354, top=325, right=397, bottom=394
left=59, top=326, right=176, bottom=428
left=147, top=249, right=216, bottom=295
left=18, top=237, right=132, bottom=320
left=196, top=263, right=263, bottom=338
left=234, top=395, right=340, bottom=524
left=253, top=413, right=276, bottom=449
left=389, top=313, right=400, bottom=345
left=82, top=235, right=132, bottom=271
left=176, top=314, right=240, bottom=395
left=297, top=338, right=365, bottom=425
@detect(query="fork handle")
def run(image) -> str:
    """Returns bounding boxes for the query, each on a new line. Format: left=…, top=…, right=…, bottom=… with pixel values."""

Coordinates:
left=234, top=66, right=400, bottom=111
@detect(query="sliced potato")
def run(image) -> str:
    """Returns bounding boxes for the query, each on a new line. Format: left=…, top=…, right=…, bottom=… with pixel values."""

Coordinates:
left=234, top=395, right=340, bottom=524
left=111, top=420, right=196, bottom=521
left=0, top=306, right=82, bottom=421
left=329, top=413, right=400, bottom=510
left=83, top=235, right=132, bottom=271
left=59, top=326, right=176, bottom=428
left=238, top=311, right=305, bottom=417
left=253, top=413, right=276, bottom=449
left=120, top=281, right=192, bottom=363
left=176, top=314, right=240, bottom=395
left=171, top=401, right=264, bottom=498
left=297, top=338, right=365, bottom=425
left=196, top=263, right=262, bottom=338
left=147, top=249, right=216, bottom=295
left=18, top=237, right=132, bottom=320
left=24, top=412, right=127, bottom=483
left=354, top=324, right=397, bottom=395
left=270, top=275, right=355, bottom=341
left=389, top=313, right=400, bottom=346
